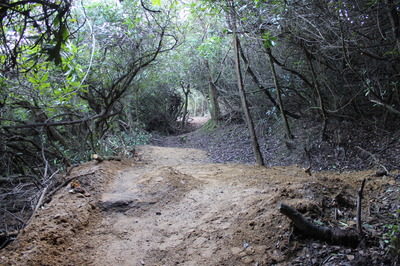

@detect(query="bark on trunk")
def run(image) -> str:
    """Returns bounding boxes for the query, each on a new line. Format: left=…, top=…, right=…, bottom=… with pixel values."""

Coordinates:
left=181, top=83, right=190, bottom=129
left=239, top=43, right=300, bottom=119
left=302, top=44, right=328, bottom=139
left=266, top=48, right=293, bottom=140
left=205, top=60, right=221, bottom=122
left=233, top=36, right=265, bottom=166
left=385, top=0, right=400, bottom=51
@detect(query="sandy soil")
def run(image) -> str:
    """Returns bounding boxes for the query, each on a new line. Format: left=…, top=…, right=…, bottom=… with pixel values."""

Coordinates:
left=0, top=145, right=398, bottom=265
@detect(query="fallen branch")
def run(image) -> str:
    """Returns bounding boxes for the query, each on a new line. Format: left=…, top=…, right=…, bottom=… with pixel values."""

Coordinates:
left=355, top=146, right=389, bottom=174
left=34, top=186, right=48, bottom=213
left=26, top=186, right=49, bottom=226
left=43, top=171, right=96, bottom=204
left=93, top=154, right=122, bottom=162
left=370, top=98, right=400, bottom=116
left=279, top=203, right=359, bottom=247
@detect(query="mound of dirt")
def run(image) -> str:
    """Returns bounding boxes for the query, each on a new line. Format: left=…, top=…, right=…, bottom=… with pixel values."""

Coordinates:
left=0, top=145, right=398, bottom=265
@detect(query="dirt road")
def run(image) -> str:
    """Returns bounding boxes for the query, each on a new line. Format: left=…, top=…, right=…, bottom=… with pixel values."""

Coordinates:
left=0, top=145, right=395, bottom=265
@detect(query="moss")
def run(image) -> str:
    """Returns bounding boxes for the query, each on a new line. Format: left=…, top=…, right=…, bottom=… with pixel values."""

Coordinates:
left=199, top=119, right=222, bottom=133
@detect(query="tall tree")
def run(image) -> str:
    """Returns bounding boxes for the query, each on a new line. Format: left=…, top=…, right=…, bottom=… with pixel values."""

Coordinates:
left=229, top=0, right=264, bottom=166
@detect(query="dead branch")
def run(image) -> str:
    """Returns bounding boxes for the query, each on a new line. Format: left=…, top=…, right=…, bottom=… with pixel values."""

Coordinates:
left=43, top=171, right=96, bottom=204
left=355, top=146, right=389, bottom=174
left=370, top=98, right=400, bottom=116
left=26, top=186, right=49, bottom=225
left=0, top=208, right=25, bottom=224
left=357, top=179, right=366, bottom=237
left=279, top=203, right=359, bottom=247
left=93, top=154, right=122, bottom=162
left=33, top=186, right=48, bottom=214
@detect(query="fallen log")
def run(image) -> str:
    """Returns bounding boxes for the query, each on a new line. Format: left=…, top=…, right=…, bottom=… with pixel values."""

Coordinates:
left=279, top=203, right=359, bottom=248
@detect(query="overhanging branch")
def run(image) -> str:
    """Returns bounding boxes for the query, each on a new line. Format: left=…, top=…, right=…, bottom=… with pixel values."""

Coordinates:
left=2, top=110, right=108, bottom=129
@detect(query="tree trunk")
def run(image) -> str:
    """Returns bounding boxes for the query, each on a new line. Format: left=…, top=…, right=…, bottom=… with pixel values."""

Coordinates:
left=266, top=47, right=293, bottom=140
left=180, top=82, right=190, bottom=129
left=239, top=42, right=300, bottom=119
left=302, top=44, right=328, bottom=139
left=385, top=0, right=400, bottom=51
left=135, top=87, right=140, bottom=123
left=233, top=36, right=265, bottom=166
left=205, top=60, right=222, bottom=122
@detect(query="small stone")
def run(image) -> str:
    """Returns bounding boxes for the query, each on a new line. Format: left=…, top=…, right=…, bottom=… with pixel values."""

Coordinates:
left=242, top=256, right=254, bottom=264
left=312, top=243, right=321, bottom=249
left=344, top=249, right=352, bottom=254
left=230, top=247, right=242, bottom=255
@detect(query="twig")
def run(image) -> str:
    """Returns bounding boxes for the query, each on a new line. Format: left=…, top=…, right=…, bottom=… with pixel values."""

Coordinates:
left=0, top=208, right=25, bottom=224
left=33, top=186, right=48, bottom=213
left=40, top=130, right=49, bottom=180
left=355, top=146, right=388, bottom=173
left=140, top=0, right=161, bottom=13
left=43, top=171, right=96, bottom=204
left=66, top=165, right=76, bottom=176
left=25, top=186, right=49, bottom=226
left=43, top=169, right=59, bottom=185
left=357, top=178, right=366, bottom=237
left=370, top=98, right=400, bottom=116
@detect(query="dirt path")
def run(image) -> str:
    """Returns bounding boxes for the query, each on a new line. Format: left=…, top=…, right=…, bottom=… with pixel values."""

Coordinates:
left=88, top=145, right=283, bottom=265
left=1, top=145, right=398, bottom=265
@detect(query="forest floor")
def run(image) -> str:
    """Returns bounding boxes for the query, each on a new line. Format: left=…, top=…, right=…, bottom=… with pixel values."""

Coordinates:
left=1, top=117, right=399, bottom=265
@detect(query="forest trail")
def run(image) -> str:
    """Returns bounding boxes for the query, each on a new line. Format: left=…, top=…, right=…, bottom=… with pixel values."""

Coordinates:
left=0, top=145, right=397, bottom=265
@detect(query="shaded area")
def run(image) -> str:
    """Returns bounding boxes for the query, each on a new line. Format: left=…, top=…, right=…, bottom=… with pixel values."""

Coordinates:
left=153, top=116, right=400, bottom=173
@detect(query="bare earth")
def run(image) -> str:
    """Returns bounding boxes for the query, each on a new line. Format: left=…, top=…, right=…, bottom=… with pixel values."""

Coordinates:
left=0, top=145, right=398, bottom=265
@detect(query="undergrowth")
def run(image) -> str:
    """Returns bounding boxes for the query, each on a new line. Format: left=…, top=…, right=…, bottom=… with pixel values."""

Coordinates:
left=383, top=209, right=400, bottom=263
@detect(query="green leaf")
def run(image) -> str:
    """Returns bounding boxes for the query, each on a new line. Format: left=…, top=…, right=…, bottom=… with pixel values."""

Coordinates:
left=152, top=0, right=161, bottom=6
left=40, top=72, right=49, bottom=83
left=28, top=76, right=38, bottom=85
left=40, top=83, right=50, bottom=89
left=262, top=31, right=277, bottom=48
left=61, top=27, right=69, bottom=41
